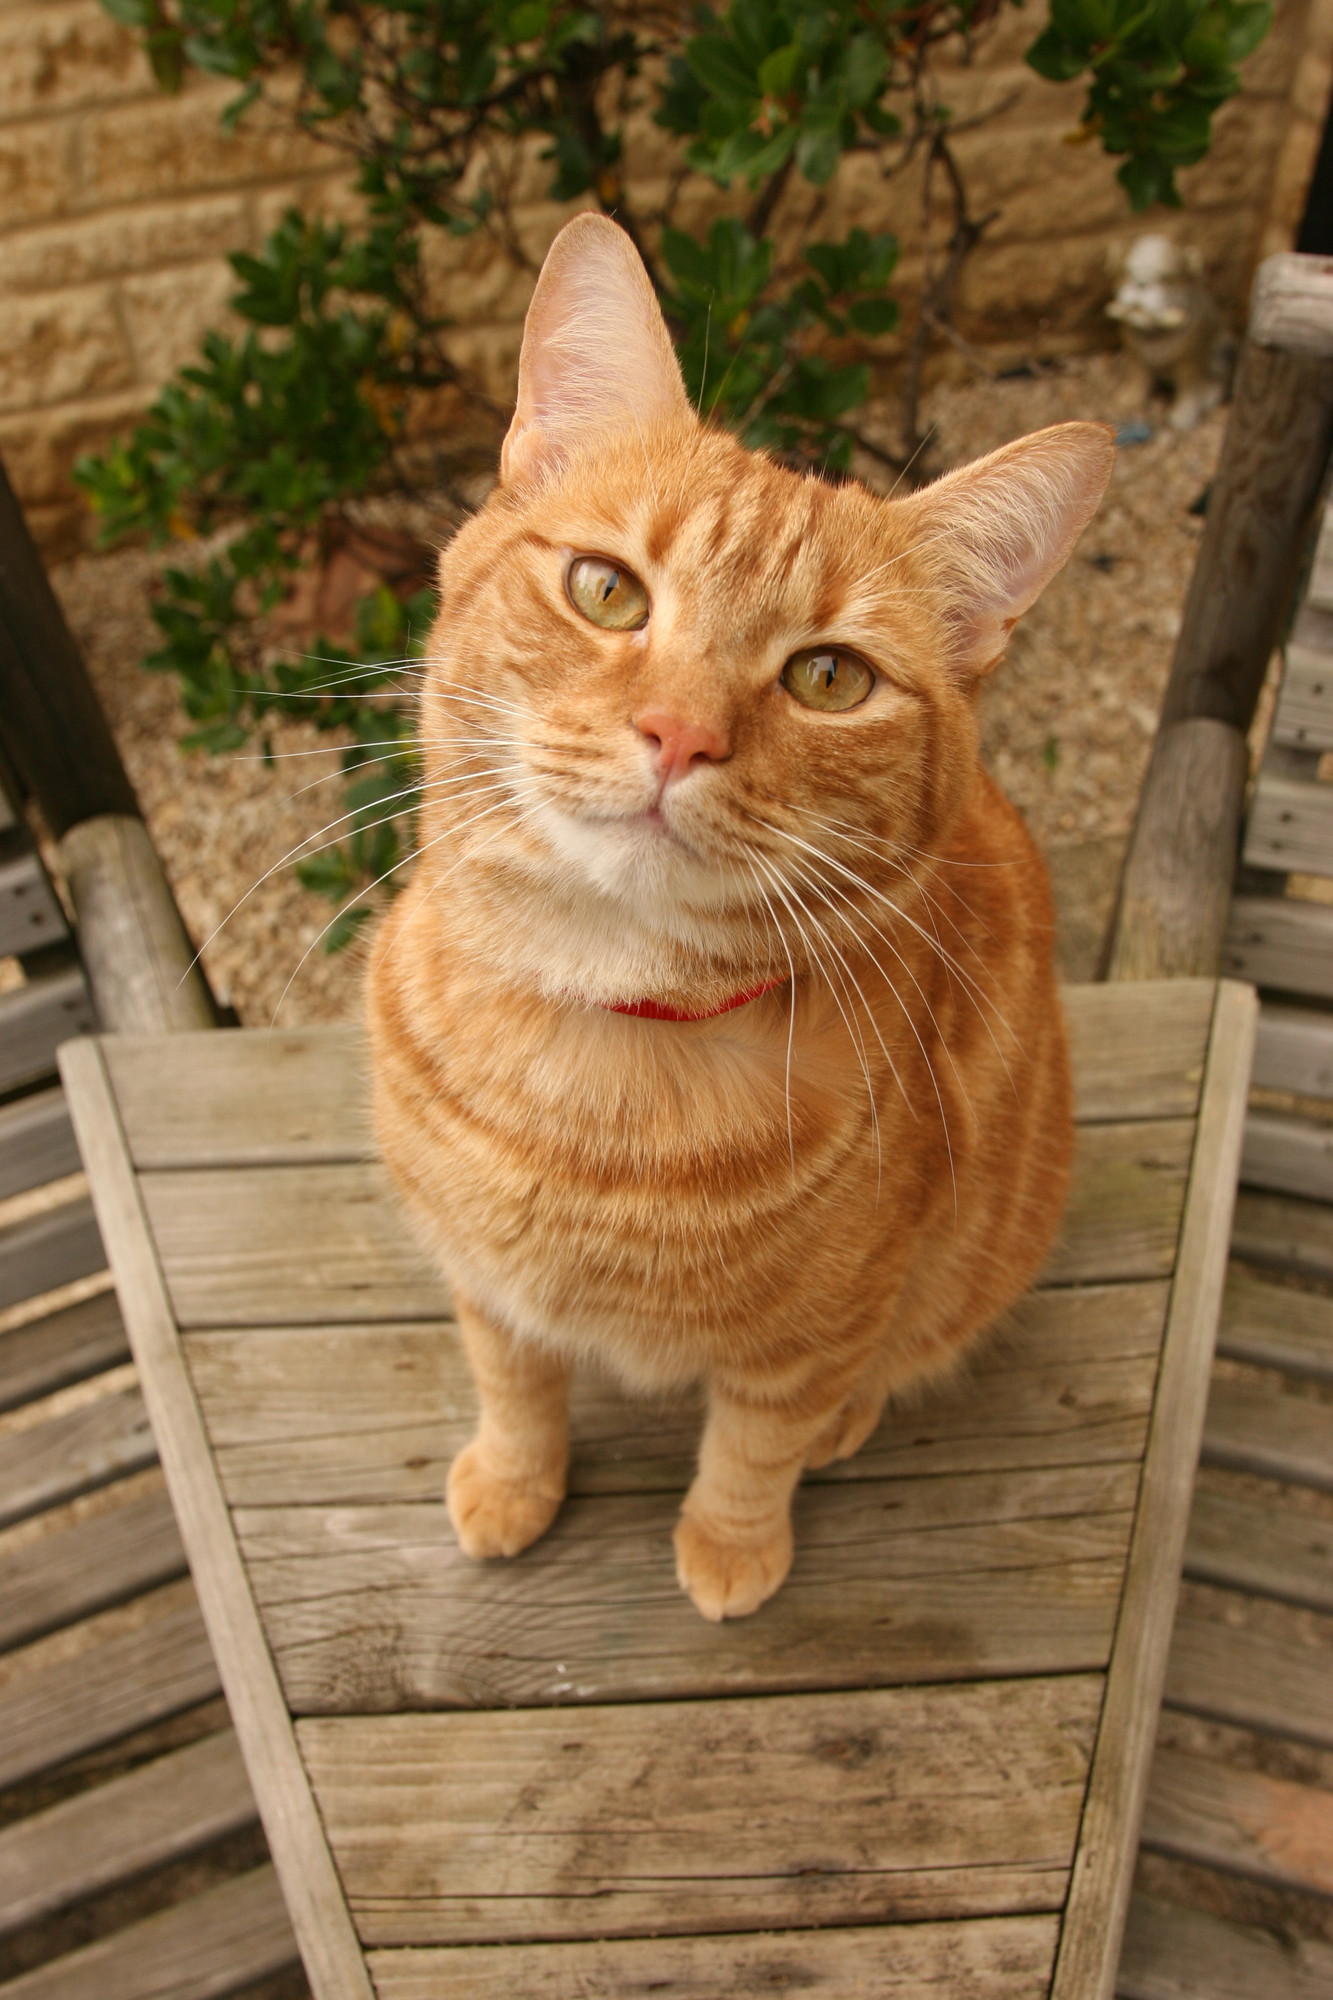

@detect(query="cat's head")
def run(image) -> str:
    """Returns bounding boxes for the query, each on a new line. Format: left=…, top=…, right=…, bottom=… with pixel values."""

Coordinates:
left=416, top=214, right=1112, bottom=1009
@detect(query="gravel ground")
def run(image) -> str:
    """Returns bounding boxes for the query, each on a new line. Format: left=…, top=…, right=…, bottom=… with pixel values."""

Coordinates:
left=49, top=348, right=1226, bottom=1023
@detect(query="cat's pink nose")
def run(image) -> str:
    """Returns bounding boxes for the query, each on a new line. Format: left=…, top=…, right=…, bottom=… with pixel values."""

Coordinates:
left=634, top=708, right=729, bottom=785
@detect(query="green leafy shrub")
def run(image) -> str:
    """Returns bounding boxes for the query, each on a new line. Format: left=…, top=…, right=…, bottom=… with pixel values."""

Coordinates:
left=82, top=0, right=1271, bottom=947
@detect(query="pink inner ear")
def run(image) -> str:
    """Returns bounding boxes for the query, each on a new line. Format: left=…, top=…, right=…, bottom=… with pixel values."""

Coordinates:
left=501, top=214, right=693, bottom=485
left=908, top=424, right=1116, bottom=678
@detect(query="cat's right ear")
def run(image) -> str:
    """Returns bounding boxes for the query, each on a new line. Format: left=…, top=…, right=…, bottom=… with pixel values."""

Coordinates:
left=500, top=214, right=694, bottom=488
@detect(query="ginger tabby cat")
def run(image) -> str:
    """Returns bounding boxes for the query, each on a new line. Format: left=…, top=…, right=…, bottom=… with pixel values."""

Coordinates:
left=367, top=213, right=1114, bottom=1621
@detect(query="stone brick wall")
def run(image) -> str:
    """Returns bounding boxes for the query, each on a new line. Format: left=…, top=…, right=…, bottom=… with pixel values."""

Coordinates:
left=1, top=0, right=1327, bottom=557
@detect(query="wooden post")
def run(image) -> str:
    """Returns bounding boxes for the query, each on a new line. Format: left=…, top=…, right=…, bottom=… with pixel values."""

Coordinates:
left=60, top=817, right=217, bottom=1034
left=1106, top=254, right=1333, bottom=982
left=0, top=455, right=140, bottom=838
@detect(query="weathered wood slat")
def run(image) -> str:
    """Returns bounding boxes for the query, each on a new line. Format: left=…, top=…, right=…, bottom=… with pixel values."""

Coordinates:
left=0, top=1728, right=255, bottom=1936
left=1223, top=895, right=1333, bottom=1003
left=367, top=1914, right=1061, bottom=2000
left=1241, top=1109, right=1333, bottom=1202
left=1185, top=1487, right=1333, bottom=1612
left=1252, top=1001, right=1333, bottom=1098
left=0, top=1195, right=103, bottom=1316
left=104, top=1027, right=371, bottom=1169
left=1231, top=1188, right=1333, bottom=1278
left=0, top=1479, right=185, bottom=1652
left=301, top=1677, right=1100, bottom=1945
left=59, top=1036, right=376, bottom=2000
left=0, top=970, right=95, bottom=1096
left=1274, top=640, right=1333, bottom=752
left=1242, top=750, right=1333, bottom=876
left=185, top=1283, right=1167, bottom=1508
left=0, top=1289, right=127, bottom=1413
left=1217, top=1264, right=1333, bottom=1379
left=1140, top=1745, right=1333, bottom=1897
left=1201, top=1373, right=1333, bottom=1489
left=141, top=1121, right=1195, bottom=1330
left=1051, top=979, right=1257, bottom=2000
left=0, top=1579, right=220, bottom=1790
left=0, top=1381, right=156, bottom=1530
left=241, top=1469, right=1134, bottom=1714
left=0, top=1089, right=79, bottom=1204
left=97, top=986, right=1213, bottom=1173
left=0, top=1863, right=295, bottom=2000
left=1164, top=1603, right=1333, bottom=1748
left=1063, top=981, right=1213, bottom=1120
left=1118, top=1892, right=1333, bottom=2000
left=0, top=850, right=67, bottom=959
left=59, top=815, right=216, bottom=1034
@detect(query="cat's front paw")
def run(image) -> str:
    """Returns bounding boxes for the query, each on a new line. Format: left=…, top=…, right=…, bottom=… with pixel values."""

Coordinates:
left=446, top=1441, right=564, bottom=1559
left=673, top=1509, right=793, bottom=1621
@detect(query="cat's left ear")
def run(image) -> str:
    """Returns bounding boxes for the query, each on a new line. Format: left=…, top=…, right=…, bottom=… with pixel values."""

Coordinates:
left=500, top=213, right=694, bottom=488
left=898, top=423, right=1116, bottom=678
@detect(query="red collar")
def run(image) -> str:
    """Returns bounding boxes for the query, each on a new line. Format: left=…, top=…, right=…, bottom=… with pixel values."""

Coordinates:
left=601, top=976, right=786, bottom=1023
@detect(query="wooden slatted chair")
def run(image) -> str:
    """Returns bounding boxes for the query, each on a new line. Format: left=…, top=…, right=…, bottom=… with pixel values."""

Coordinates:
left=0, top=457, right=305, bottom=2000
left=1108, top=253, right=1333, bottom=1998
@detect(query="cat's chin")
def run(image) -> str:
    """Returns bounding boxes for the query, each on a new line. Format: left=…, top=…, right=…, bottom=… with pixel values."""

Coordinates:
left=532, top=798, right=737, bottom=919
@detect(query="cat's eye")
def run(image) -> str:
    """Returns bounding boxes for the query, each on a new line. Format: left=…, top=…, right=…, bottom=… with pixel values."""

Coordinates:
left=781, top=648, right=874, bottom=713
left=567, top=556, right=649, bottom=631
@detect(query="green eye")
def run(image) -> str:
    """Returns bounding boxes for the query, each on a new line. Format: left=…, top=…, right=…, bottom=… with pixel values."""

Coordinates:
left=781, top=648, right=874, bottom=712
left=567, top=555, right=649, bottom=631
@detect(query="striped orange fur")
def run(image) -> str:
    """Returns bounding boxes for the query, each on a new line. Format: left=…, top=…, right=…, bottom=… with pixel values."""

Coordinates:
left=366, top=215, right=1115, bottom=1620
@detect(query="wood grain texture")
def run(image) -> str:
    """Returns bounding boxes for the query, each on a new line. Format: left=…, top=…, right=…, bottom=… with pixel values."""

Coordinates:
left=1242, top=747, right=1333, bottom=877
left=1063, top=981, right=1213, bottom=1121
left=1251, top=1002, right=1333, bottom=1099
left=104, top=1027, right=372, bottom=1169
left=367, top=1914, right=1061, bottom=2000
left=1274, top=639, right=1333, bottom=752
left=0, top=1477, right=185, bottom=1651
left=1050, top=979, right=1257, bottom=2000
left=241, top=1467, right=1135, bottom=1713
left=0, top=968, right=96, bottom=1097
left=0, top=1578, right=219, bottom=1790
left=141, top=1120, right=1194, bottom=1331
left=0, top=1193, right=104, bottom=1316
left=1165, top=1601, right=1333, bottom=1748
left=0, top=1087, right=80, bottom=1204
left=1230, top=1187, right=1333, bottom=1278
left=1155, top=330, right=1333, bottom=732
left=184, top=1282, right=1167, bottom=1508
left=0, top=1380, right=156, bottom=1530
left=1217, top=1264, right=1333, bottom=1380
left=1106, top=721, right=1248, bottom=982
left=1249, top=251, right=1333, bottom=358
left=0, top=849, right=67, bottom=959
left=1119, top=1892, right=1333, bottom=2000
left=1241, top=1111, right=1333, bottom=1203
left=1140, top=1745, right=1333, bottom=1897
left=1223, top=895, right=1333, bottom=1004
left=1202, top=1373, right=1333, bottom=1490
left=0, top=1728, right=255, bottom=1935
left=59, top=816, right=215, bottom=1034
left=0, top=1863, right=295, bottom=2000
left=98, top=985, right=1211, bottom=1173
left=0, top=1288, right=127, bottom=1413
left=59, top=1036, right=375, bottom=2000
left=1185, top=1487, right=1333, bottom=1612
left=300, top=1677, right=1100, bottom=1945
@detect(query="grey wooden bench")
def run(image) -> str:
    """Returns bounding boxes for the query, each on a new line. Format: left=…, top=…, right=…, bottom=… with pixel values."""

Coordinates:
left=1110, top=253, right=1333, bottom=1999
left=0, top=455, right=306, bottom=2000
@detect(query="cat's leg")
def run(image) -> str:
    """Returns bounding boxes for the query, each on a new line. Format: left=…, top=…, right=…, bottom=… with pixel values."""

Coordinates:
left=446, top=1298, right=571, bottom=1560
left=803, top=1369, right=890, bottom=1468
left=674, top=1384, right=844, bottom=1621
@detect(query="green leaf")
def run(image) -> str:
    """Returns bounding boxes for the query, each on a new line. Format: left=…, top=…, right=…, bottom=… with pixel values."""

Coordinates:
left=795, top=121, right=841, bottom=184
left=179, top=720, right=249, bottom=754
left=847, top=296, right=899, bottom=335
left=757, top=42, right=804, bottom=96
left=324, top=905, right=374, bottom=954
